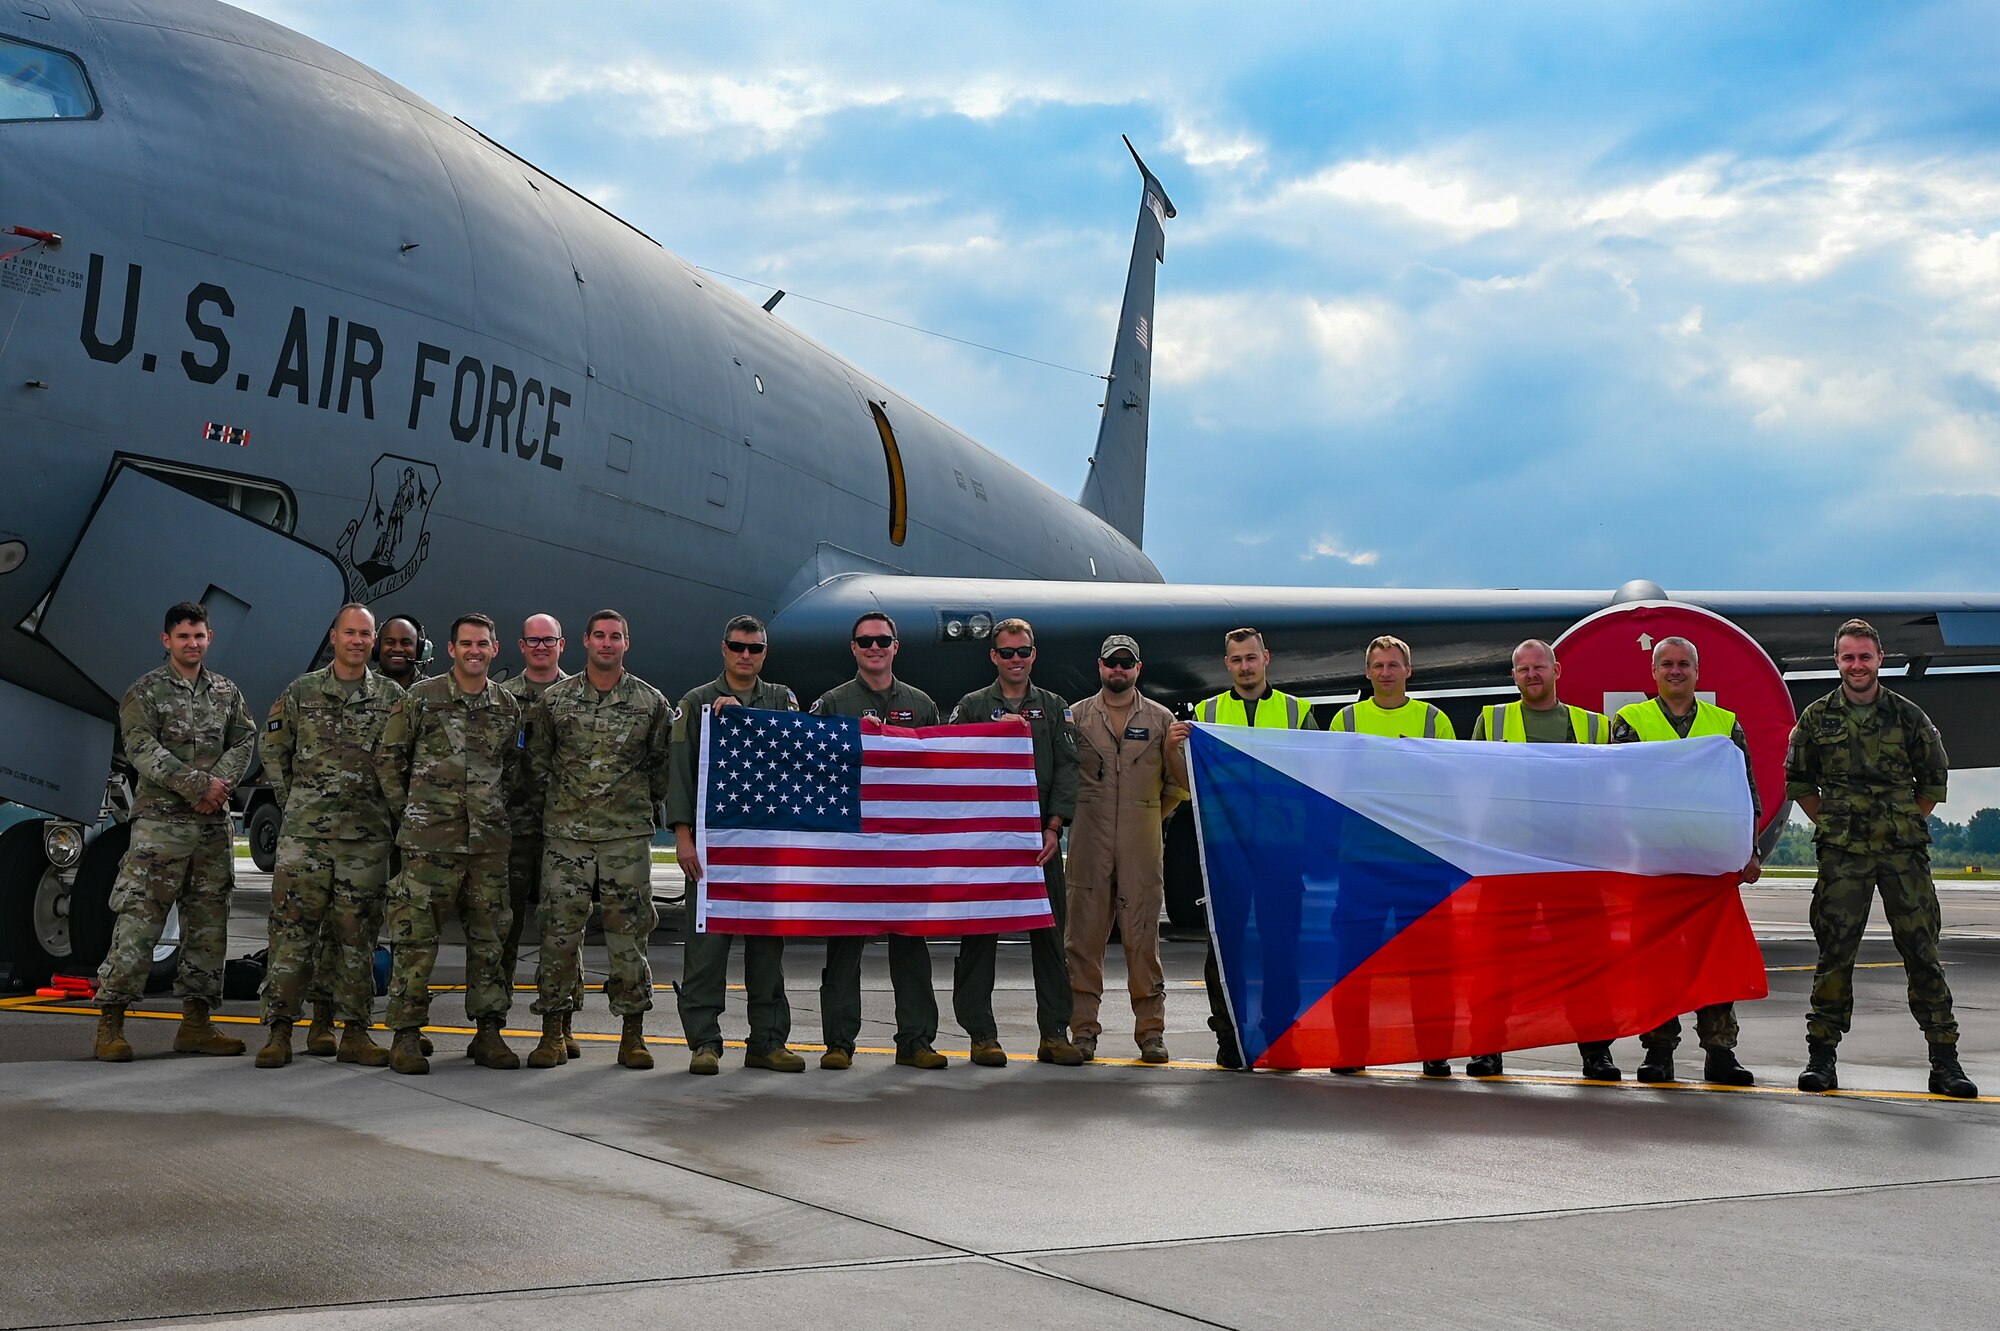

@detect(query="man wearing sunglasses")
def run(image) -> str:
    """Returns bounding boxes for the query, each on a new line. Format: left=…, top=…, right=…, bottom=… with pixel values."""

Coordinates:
left=665, top=615, right=806, bottom=1075
left=1066, top=635, right=1190, bottom=1064
left=946, top=618, right=1086, bottom=1067
left=500, top=614, right=577, bottom=1033
left=807, top=613, right=949, bottom=1071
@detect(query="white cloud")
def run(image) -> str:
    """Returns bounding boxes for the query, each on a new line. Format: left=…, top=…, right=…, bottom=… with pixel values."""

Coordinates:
left=1166, top=118, right=1264, bottom=170
left=1912, top=228, right=2000, bottom=297
left=1279, top=160, right=1522, bottom=235
left=1306, top=533, right=1381, bottom=566
left=1903, top=414, right=2000, bottom=494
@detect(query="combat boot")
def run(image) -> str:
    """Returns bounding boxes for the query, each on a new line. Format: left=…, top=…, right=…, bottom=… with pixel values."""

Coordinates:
left=1074, top=1036, right=1097, bottom=1062
left=1702, top=1047, right=1755, bottom=1087
left=93, top=1005, right=133, bottom=1063
left=1580, top=1049, right=1622, bottom=1081
left=562, top=1011, right=581, bottom=1059
left=1139, top=1039, right=1170, bottom=1065
left=618, top=1015, right=655, bottom=1070
left=820, top=1048, right=852, bottom=1070
left=173, top=999, right=246, bottom=1055
left=390, top=1026, right=429, bottom=1075
left=1037, top=1034, right=1085, bottom=1066
left=255, top=1021, right=294, bottom=1068
left=969, top=1040, right=1008, bottom=1067
left=895, top=1045, right=948, bottom=1070
left=688, top=1046, right=721, bottom=1075
left=304, top=1002, right=337, bottom=1056
left=527, top=1014, right=568, bottom=1068
left=467, top=1015, right=520, bottom=1069
left=1637, top=1047, right=1676, bottom=1083
left=1928, top=1042, right=1978, bottom=1099
left=337, top=1022, right=391, bottom=1067
left=1466, top=1053, right=1504, bottom=1077
left=1215, top=1031, right=1244, bottom=1070
left=1797, top=1040, right=1837, bottom=1093
left=744, top=1044, right=805, bottom=1072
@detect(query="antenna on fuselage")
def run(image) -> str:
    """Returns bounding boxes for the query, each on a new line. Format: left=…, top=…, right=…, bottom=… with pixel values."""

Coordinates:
left=1078, top=135, right=1175, bottom=550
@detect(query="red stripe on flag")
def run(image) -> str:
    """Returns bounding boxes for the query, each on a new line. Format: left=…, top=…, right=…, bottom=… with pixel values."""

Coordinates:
left=706, top=847, right=1045, bottom=868
left=862, top=749, right=1036, bottom=770
left=860, top=782, right=1039, bottom=802
left=710, top=915, right=1051, bottom=937
left=704, top=881, right=1052, bottom=904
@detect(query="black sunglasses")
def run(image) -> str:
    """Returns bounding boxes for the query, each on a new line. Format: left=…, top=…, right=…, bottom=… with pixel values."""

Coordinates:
left=1101, top=656, right=1138, bottom=669
left=993, top=645, right=1035, bottom=659
left=724, top=640, right=767, bottom=655
left=852, top=634, right=896, bottom=648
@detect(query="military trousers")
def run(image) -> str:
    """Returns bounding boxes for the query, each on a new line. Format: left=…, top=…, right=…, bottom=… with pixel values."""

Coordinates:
left=820, top=935, right=939, bottom=1056
left=954, top=852, right=1072, bottom=1042
left=95, top=819, right=233, bottom=1008
left=262, top=835, right=390, bottom=1024
left=384, top=850, right=512, bottom=1029
left=534, top=835, right=655, bottom=1018
left=501, top=831, right=543, bottom=991
left=1066, top=864, right=1166, bottom=1047
left=1808, top=845, right=1957, bottom=1047
left=1641, top=1004, right=1738, bottom=1052
left=677, top=927, right=790, bottom=1054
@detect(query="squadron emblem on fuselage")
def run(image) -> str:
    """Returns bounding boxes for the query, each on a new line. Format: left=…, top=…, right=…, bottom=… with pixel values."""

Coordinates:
left=336, top=453, right=440, bottom=602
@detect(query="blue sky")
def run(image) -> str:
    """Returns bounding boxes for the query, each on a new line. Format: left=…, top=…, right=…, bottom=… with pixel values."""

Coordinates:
left=240, top=1, right=2000, bottom=811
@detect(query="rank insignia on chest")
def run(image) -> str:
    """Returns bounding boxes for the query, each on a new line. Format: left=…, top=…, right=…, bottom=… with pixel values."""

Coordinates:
left=861, top=709, right=879, bottom=720
left=1124, top=726, right=1151, bottom=740
left=889, top=710, right=914, bottom=723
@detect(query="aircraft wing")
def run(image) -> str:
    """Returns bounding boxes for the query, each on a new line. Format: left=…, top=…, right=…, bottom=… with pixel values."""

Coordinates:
left=772, top=574, right=2000, bottom=762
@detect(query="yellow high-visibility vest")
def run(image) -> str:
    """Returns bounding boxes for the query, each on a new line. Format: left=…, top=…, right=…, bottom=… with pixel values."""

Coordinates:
left=1332, top=698, right=1452, bottom=738
left=1616, top=697, right=1736, bottom=742
left=1197, top=689, right=1310, bottom=729
left=1481, top=701, right=1607, bottom=743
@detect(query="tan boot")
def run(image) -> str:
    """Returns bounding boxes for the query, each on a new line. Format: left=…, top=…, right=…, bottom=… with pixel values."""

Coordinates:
left=255, top=1021, right=294, bottom=1068
left=173, top=999, right=246, bottom=1056
left=618, top=1014, right=654, bottom=1070
left=390, top=1026, right=429, bottom=1075
left=304, top=1002, right=337, bottom=1056
left=337, top=1021, right=391, bottom=1067
left=527, top=1013, right=568, bottom=1068
left=93, top=1005, right=133, bottom=1062
left=562, top=1010, right=582, bottom=1059
left=467, top=1015, right=520, bottom=1069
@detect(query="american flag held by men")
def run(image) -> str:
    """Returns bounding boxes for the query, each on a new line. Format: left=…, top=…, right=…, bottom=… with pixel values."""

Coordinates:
left=695, top=707, right=1056, bottom=936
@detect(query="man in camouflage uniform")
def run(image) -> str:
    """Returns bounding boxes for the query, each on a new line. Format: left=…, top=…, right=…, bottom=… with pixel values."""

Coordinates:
left=254, top=603, right=404, bottom=1068
left=1786, top=618, right=1976, bottom=1098
left=375, top=612, right=527, bottom=1075
left=523, top=610, right=672, bottom=1071
left=667, top=614, right=805, bottom=1075
left=1609, top=634, right=1762, bottom=1087
left=500, top=612, right=578, bottom=1053
left=947, top=617, right=1085, bottom=1069
left=808, top=612, right=949, bottom=1071
left=92, top=601, right=256, bottom=1061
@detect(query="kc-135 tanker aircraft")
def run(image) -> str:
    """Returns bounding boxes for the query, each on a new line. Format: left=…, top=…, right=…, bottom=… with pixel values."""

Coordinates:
left=3, top=0, right=1999, bottom=986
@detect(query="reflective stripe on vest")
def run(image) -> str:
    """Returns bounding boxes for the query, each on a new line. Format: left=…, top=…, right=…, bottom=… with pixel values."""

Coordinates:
left=1198, top=690, right=1307, bottom=728
left=1482, top=701, right=1606, bottom=743
left=1616, top=698, right=1736, bottom=742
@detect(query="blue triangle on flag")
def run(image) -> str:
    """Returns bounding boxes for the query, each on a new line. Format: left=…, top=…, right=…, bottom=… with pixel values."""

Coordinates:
left=1190, top=728, right=1472, bottom=1064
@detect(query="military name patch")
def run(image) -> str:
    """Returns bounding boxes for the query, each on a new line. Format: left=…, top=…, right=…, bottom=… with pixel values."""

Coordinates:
left=1124, top=725, right=1151, bottom=740
left=889, top=709, right=915, bottom=723
left=1024, top=707, right=1045, bottom=720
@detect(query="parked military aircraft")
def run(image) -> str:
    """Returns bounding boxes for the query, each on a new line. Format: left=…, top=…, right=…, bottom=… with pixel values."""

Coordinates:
left=4, top=0, right=1999, bottom=985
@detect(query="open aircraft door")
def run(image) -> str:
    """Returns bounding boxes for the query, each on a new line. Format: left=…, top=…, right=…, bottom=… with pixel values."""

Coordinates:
left=32, top=466, right=348, bottom=804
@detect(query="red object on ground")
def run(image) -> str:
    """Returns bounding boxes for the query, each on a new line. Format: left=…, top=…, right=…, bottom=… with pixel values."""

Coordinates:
left=1555, top=601, right=1796, bottom=838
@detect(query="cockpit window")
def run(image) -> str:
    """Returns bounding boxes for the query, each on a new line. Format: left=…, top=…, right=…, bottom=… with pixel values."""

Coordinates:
left=0, top=35, right=97, bottom=122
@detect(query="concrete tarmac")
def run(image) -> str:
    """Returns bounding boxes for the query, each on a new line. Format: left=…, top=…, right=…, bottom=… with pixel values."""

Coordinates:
left=2, top=870, right=1996, bottom=1329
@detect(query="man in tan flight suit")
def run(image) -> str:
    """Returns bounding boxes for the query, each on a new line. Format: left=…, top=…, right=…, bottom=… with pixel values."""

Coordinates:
left=1065, top=634, right=1189, bottom=1064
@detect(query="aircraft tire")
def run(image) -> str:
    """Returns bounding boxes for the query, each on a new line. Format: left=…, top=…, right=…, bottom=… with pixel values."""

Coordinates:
left=247, top=800, right=280, bottom=874
left=1163, top=807, right=1206, bottom=930
left=0, top=820, right=60, bottom=991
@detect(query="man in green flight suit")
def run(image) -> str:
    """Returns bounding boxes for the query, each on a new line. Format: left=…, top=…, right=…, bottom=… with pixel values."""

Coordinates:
left=946, top=617, right=1085, bottom=1068
left=1786, top=618, right=1976, bottom=1098
left=255, top=602, right=404, bottom=1069
left=809, top=612, right=950, bottom=1070
left=667, top=614, right=806, bottom=1075
left=1609, top=634, right=1761, bottom=1087
left=92, top=600, right=257, bottom=1061
left=523, top=610, right=674, bottom=1071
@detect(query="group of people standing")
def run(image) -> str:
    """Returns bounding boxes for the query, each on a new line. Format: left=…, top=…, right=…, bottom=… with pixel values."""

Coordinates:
left=85, top=600, right=1976, bottom=1099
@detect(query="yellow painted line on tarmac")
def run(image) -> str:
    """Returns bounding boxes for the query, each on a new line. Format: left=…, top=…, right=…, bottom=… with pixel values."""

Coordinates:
left=1767, top=961, right=1922, bottom=973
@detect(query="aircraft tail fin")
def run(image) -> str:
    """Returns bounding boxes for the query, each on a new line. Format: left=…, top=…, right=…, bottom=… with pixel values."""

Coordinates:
left=1079, top=136, right=1175, bottom=549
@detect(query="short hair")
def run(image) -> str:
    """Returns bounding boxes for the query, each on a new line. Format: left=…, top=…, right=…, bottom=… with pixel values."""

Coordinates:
left=332, top=602, right=375, bottom=628
left=851, top=611, right=897, bottom=639
left=1365, top=635, right=1412, bottom=668
left=1835, top=618, right=1882, bottom=653
left=1224, top=627, right=1264, bottom=649
left=993, top=617, right=1034, bottom=643
left=449, top=612, right=497, bottom=643
left=723, top=614, right=767, bottom=640
left=1652, top=635, right=1699, bottom=668
left=1510, top=638, right=1556, bottom=668
left=380, top=614, right=423, bottom=639
left=163, top=600, right=208, bottom=632
left=586, top=609, right=628, bottom=635
left=520, top=614, right=563, bottom=637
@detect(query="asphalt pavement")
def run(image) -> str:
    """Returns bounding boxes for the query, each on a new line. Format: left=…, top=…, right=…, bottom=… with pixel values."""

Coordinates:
left=2, top=869, right=1995, bottom=1329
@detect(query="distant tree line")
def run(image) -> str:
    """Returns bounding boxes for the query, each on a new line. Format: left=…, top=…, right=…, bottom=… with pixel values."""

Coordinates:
left=1765, top=807, right=2000, bottom=869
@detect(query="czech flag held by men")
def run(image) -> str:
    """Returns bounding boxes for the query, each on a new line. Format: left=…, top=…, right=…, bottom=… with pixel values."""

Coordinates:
left=1187, top=727, right=1767, bottom=1071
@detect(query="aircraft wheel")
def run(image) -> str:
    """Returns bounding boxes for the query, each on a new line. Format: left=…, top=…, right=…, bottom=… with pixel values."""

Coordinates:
left=1163, top=807, right=1206, bottom=930
left=0, top=821, right=66, bottom=991
left=247, top=800, right=280, bottom=873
